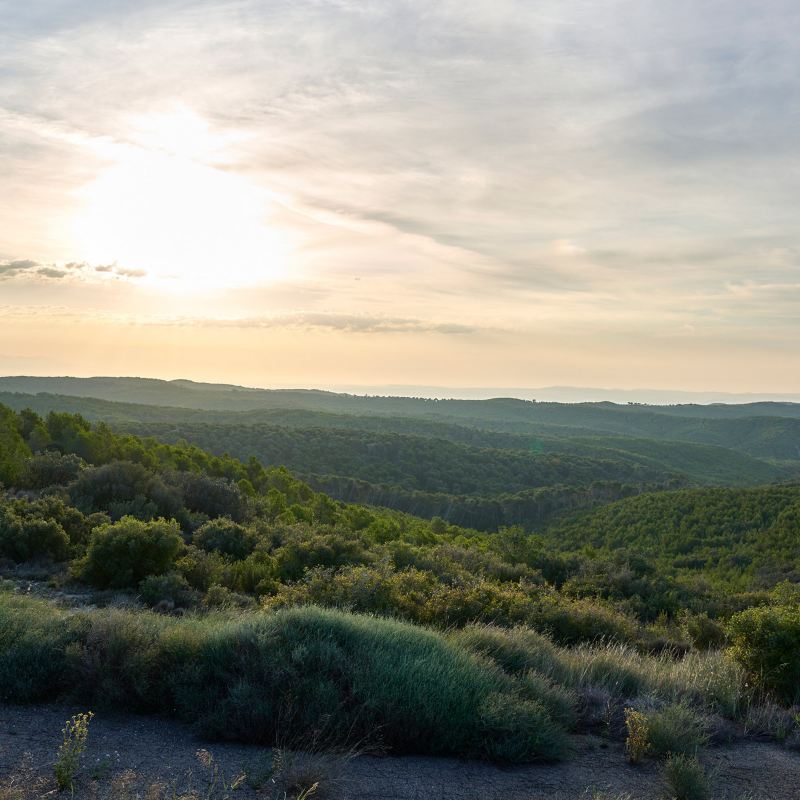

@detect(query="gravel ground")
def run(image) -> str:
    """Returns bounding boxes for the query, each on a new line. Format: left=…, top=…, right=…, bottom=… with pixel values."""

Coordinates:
left=1, top=704, right=799, bottom=799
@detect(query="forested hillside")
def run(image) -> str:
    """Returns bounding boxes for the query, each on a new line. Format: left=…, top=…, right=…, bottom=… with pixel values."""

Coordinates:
left=2, top=376, right=800, bottom=461
left=547, top=487, right=800, bottom=590
left=2, top=383, right=797, bottom=534
left=2, top=399, right=800, bottom=766
left=1, top=401, right=797, bottom=617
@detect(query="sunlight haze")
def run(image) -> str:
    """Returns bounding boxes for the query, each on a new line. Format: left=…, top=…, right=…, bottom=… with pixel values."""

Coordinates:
left=2, top=1, right=799, bottom=390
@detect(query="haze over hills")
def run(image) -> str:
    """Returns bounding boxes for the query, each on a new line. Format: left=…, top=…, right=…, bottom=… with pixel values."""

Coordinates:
left=2, top=374, right=799, bottom=533
left=3, top=375, right=800, bottom=407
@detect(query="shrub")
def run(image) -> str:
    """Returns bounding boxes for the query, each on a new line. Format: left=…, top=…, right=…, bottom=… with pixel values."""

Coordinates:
left=193, top=518, right=256, bottom=560
left=0, top=594, right=571, bottom=763
left=22, top=451, right=85, bottom=489
left=0, top=509, right=70, bottom=562
left=0, top=593, right=84, bottom=702
left=519, top=670, right=577, bottom=729
left=203, top=584, right=254, bottom=609
left=266, top=564, right=643, bottom=645
left=624, top=708, right=650, bottom=764
left=478, top=693, right=569, bottom=762
left=69, top=461, right=182, bottom=521
left=662, top=754, right=709, bottom=800
left=680, top=613, right=726, bottom=651
left=80, top=516, right=184, bottom=589
left=175, top=545, right=226, bottom=591
left=178, top=472, right=248, bottom=521
left=0, top=406, right=31, bottom=487
left=451, top=624, right=565, bottom=681
left=726, top=603, right=800, bottom=704
left=647, top=703, right=708, bottom=757
left=139, top=571, right=194, bottom=608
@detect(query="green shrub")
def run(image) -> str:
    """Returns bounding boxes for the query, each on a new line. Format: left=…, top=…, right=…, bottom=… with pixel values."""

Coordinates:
left=0, top=593, right=84, bottom=702
left=478, top=692, right=569, bottom=762
left=69, top=461, right=182, bottom=521
left=267, top=564, right=642, bottom=645
left=203, top=584, right=254, bottom=609
left=79, top=516, right=184, bottom=589
left=726, top=604, right=800, bottom=704
left=662, top=754, right=709, bottom=800
left=139, top=571, right=194, bottom=608
left=519, top=670, right=577, bottom=728
left=680, top=613, right=726, bottom=651
left=174, top=472, right=248, bottom=521
left=192, top=518, right=256, bottom=560
left=0, top=509, right=70, bottom=562
left=175, top=545, right=226, bottom=590
left=647, top=703, right=708, bottom=757
left=23, top=451, right=85, bottom=489
left=0, top=594, right=570, bottom=763
left=0, top=406, right=31, bottom=487
left=451, top=624, right=565, bottom=680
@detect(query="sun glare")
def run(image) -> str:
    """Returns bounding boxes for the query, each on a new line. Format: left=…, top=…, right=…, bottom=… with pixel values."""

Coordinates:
left=73, top=109, right=289, bottom=291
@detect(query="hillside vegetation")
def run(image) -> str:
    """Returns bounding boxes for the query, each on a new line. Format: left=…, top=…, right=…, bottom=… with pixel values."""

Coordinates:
left=1, top=387, right=796, bottom=536
left=547, top=487, right=800, bottom=589
left=1, top=396, right=799, bottom=762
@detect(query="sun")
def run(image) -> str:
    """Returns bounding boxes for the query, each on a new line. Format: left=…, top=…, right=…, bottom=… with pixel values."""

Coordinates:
left=73, top=108, right=290, bottom=291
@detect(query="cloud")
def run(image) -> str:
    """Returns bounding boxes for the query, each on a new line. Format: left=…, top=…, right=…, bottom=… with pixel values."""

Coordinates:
left=1, top=1, right=800, bottom=387
left=186, top=313, right=478, bottom=335
left=36, top=267, right=68, bottom=279
left=0, top=258, right=145, bottom=282
left=0, top=259, right=39, bottom=277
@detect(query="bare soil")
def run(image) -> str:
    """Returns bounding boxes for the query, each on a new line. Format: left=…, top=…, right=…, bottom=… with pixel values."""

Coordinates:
left=1, top=704, right=799, bottom=799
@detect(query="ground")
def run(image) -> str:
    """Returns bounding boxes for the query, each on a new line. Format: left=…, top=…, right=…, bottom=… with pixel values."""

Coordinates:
left=1, top=704, right=799, bottom=799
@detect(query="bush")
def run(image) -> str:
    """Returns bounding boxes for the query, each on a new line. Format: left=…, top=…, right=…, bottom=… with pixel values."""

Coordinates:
left=726, top=604, right=800, bottom=704
left=176, top=545, right=226, bottom=591
left=0, top=594, right=571, bottom=763
left=451, top=624, right=565, bottom=680
left=69, top=461, right=182, bottom=521
left=647, top=703, right=708, bottom=757
left=662, top=754, right=709, bottom=800
left=266, top=564, right=642, bottom=645
left=139, top=572, right=194, bottom=608
left=203, top=584, right=254, bottom=609
left=680, top=613, right=726, bottom=651
left=0, top=508, right=70, bottom=562
left=177, top=472, right=248, bottom=521
left=0, top=593, right=84, bottom=702
left=80, top=517, right=184, bottom=589
left=192, top=518, right=256, bottom=560
left=22, top=451, right=85, bottom=489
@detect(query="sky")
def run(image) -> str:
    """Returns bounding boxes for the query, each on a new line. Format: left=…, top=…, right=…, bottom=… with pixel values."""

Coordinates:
left=1, top=0, right=799, bottom=393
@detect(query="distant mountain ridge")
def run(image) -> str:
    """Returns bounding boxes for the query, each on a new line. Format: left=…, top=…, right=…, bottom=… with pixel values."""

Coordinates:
left=2, top=375, right=800, bottom=416
left=2, top=375, right=799, bottom=532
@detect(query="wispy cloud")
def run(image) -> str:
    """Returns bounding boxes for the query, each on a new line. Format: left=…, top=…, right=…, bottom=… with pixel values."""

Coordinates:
left=1, top=1, right=800, bottom=388
left=192, top=312, right=477, bottom=335
left=0, top=259, right=145, bottom=283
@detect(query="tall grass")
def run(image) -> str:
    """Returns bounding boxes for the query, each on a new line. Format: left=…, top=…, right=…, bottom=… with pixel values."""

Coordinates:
left=0, top=593, right=751, bottom=764
left=0, top=593, right=569, bottom=763
left=452, top=624, right=746, bottom=716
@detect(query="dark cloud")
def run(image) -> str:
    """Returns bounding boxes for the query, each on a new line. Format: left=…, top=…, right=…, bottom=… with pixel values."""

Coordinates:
left=37, top=267, right=68, bottom=279
left=0, top=258, right=145, bottom=281
left=0, top=259, right=40, bottom=277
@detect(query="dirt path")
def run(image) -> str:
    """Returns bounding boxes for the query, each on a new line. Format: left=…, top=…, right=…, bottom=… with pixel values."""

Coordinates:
left=1, top=704, right=798, bottom=799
